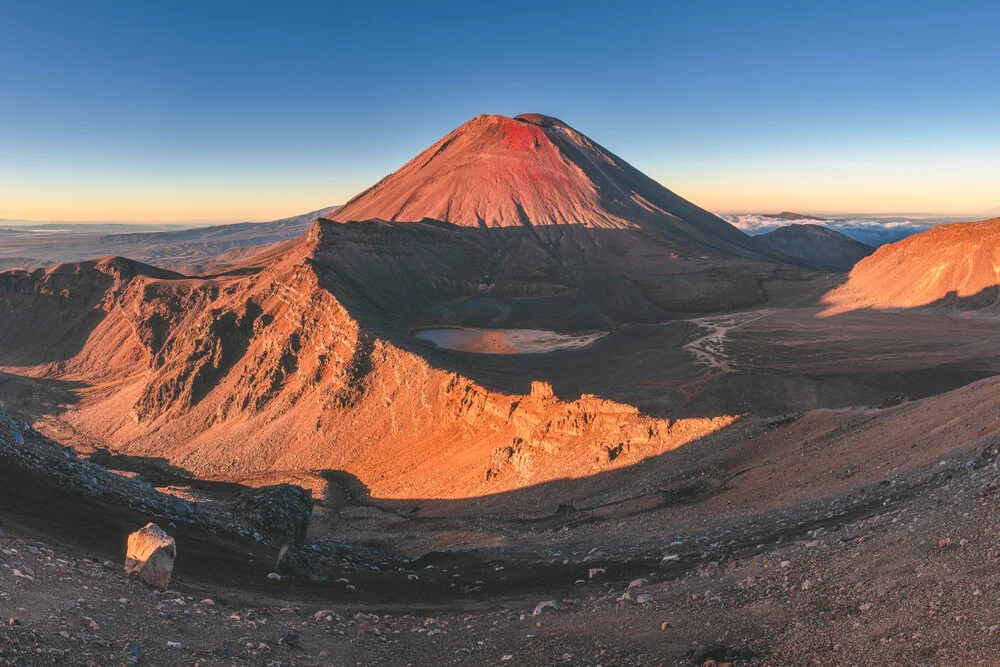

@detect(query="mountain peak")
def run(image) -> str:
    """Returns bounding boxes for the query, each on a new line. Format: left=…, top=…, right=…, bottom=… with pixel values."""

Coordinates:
left=332, top=113, right=764, bottom=259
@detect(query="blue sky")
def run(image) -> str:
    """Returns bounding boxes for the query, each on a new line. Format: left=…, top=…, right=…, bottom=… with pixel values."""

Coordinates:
left=2, top=0, right=999, bottom=222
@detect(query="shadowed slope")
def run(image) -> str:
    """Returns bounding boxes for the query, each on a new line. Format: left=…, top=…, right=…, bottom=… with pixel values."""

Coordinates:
left=753, top=223, right=873, bottom=272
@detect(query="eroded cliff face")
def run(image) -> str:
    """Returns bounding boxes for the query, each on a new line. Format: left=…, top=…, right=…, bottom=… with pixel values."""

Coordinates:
left=0, top=230, right=735, bottom=501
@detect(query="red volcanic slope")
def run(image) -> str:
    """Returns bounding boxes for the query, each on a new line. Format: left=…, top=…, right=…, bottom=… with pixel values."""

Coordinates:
left=334, top=113, right=761, bottom=257
left=823, top=217, right=1000, bottom=313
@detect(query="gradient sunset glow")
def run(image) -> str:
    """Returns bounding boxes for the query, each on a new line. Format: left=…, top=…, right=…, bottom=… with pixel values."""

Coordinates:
left=3, top=1, right=999, bottom=223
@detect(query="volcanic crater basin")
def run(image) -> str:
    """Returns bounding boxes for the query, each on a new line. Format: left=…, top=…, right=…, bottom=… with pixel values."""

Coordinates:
left=412, top=327, right=607, bottom=354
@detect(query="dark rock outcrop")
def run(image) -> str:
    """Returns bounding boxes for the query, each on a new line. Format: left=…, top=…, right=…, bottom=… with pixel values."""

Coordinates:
left=233, top=484, right=313, bottom=546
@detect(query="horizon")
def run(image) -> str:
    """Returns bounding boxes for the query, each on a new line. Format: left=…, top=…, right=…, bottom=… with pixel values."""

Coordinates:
left=0, top=208, right=991, bottom=229
left=3, top=2, right=1000, bottom=223
left=0, top=209, right=1000, bottom=228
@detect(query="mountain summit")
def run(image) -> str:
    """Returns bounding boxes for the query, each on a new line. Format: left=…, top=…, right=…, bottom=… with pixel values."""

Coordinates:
left=333, top=113, right=762, bottom=258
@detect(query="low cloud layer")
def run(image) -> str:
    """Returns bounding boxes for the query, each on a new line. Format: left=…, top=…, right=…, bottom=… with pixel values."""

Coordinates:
left=719, top=214, right=971, bottom=247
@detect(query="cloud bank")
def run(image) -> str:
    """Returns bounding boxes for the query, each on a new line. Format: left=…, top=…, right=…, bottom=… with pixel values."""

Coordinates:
left=718, top=214, right=968, bottom=247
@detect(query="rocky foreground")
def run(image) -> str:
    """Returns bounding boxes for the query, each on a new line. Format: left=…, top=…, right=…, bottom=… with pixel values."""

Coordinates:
left=5, top=410, right=1000, bottom=665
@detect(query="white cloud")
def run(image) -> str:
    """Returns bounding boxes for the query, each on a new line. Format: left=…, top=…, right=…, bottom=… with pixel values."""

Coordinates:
left=719, top=213, right=959, bottom=247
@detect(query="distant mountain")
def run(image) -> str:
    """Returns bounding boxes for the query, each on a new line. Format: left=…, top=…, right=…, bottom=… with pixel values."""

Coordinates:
left=753, top=224, right=874, bottom=272
left=761, top=211, right=828, bottom=221
left=0, top=257, right=51, bottom=271
left=0, top=206, right=339, bottom=273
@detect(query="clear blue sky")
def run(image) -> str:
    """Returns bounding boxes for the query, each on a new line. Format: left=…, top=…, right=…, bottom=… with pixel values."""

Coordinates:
left=2, top=0, right=999, bottom=222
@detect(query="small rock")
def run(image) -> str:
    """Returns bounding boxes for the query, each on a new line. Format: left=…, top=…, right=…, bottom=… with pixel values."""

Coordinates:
left=124, top=642, right=143, bottom=663
left=125, top=523, right=176, bottom=589
left=628, top=578, right=648, bottom=588
left=267, top=572, right=282, bottom=581
left=621, top=588, right=647, bottom=602
left=533, top=600, right=564, bottom=615
left=859, top=603, right=873, bottom=612
left=279, top=633, right=300, bottom=648
left=173, top=501, right=193, bottom=518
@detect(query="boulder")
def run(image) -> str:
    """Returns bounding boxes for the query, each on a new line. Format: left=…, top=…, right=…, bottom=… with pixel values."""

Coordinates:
left=233, top=484, right=313, bottom=547
left=124, top=523, right=175, bottom=588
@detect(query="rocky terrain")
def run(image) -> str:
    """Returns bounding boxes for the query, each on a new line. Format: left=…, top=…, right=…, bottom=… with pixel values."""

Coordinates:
left=8, top=377, right=1000, bottom=665
left=753, top=224, right=874, bottom=271
left=0, top=236, right=737, bottom=503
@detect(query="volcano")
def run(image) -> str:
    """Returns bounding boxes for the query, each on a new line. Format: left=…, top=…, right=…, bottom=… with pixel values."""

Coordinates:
left=316, top=114, right=796, bottom=324
left=333, top=113, right=767, bottom=260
